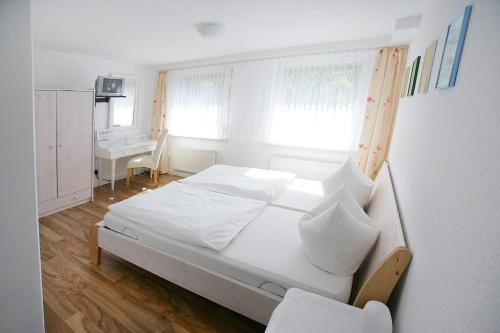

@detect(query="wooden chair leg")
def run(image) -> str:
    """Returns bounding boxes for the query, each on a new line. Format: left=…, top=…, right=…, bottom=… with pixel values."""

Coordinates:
left=126, top=168, right=133, bottom=188
left=89, top=223, right=101, bottom=265
left=154, top=170, right=159, bottom=186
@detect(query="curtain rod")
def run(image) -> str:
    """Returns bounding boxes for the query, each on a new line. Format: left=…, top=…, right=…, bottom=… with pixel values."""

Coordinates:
left=157, top=39, right=408, bottom=72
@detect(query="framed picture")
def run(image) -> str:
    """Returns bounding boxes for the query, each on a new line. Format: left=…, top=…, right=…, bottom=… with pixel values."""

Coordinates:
left=418, top=39, right=438, bottom=94
left=436, top=5, right=472, bottom=89
left=407, top=56, right=421, bottom=97
left=401, top=66, right=411, bottom=98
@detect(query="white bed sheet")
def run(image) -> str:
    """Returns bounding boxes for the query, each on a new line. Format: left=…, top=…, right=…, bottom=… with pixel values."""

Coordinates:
left=107, top=182, right=267, bottom=251
left=180, top=164, right=296, bottom=202
left=270, top=178, right=329, bottom=213
left=103, top=206, right=352, bottom=301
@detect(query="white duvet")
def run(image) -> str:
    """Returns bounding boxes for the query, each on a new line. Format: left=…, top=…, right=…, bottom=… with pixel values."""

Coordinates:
left=107, top=182, right=267, bottom=251
left=180, top=164, right=296, bottom=202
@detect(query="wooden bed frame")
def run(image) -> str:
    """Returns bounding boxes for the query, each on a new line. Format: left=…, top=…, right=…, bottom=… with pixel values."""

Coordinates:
left=89, top=161, right=411, bottom=324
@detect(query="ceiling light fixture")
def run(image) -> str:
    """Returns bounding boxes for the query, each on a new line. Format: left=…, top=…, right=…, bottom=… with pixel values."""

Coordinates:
left=195, top=22, right=225, bottom=39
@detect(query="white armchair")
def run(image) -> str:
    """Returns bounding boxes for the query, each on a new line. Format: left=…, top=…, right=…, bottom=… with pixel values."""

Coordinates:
left=126, top=129, right=168, bottom=187
left=265, top=288, right=392, bottom=333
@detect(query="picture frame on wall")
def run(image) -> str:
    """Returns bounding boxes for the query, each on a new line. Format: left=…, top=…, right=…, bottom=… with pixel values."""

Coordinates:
left=418, top=39, right=438, bottom=94
left=436, top=5, right=472, bottom=89
left=407, top=56, right=421, bottom=97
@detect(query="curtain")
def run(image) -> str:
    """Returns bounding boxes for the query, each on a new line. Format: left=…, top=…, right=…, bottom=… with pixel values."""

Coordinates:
left=151, top=71, right=168, bottom=173
left=357, top=46, right=408, bottom=179
left=227, top=59, right=278, bottom=142
left=266, top=49, right=376, bottom=151
left=167, top=64, right=231, bottom=140
left=165, top=48, right=376, bottom=151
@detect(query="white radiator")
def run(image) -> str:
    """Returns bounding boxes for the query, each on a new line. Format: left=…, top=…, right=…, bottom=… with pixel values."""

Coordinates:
left=169, top=148, right=217, bottom=176
left=270, top=155, right=343, bottom=180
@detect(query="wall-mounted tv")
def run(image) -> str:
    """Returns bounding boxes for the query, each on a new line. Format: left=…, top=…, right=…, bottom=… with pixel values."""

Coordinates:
left=95, top=76, right=125, bottom=97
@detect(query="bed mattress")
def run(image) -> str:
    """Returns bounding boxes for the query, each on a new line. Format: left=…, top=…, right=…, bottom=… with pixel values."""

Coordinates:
left=270, top=178, right=329, bottom=213
left=107, top=182, right=267, bottom=251
left=103, top=205, right=352, bottom=302
left=179, top=164, right=296, bottom=202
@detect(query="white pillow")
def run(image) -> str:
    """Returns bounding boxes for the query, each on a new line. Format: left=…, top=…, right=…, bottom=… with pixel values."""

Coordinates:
left=298, top=202, right=379, bottom=276
left=323, top=158, right=374, bottom=207
left=308, top=185, right=371, bottom=223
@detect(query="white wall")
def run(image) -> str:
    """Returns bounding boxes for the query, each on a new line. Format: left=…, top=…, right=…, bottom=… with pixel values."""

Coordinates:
left=33, top=48, right=155, bottom=181
left=34, top=47, right=154, bottom=135
left=0, top=0, right=45, bottom=332
left=388, top=0, right=500, bottom=332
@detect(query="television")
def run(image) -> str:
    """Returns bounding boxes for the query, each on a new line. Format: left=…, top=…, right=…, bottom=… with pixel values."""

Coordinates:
left=95, top=76, right=125, bottom=97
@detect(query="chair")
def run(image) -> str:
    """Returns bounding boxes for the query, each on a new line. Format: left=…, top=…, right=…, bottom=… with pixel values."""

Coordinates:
left=126, top=129, right=168, bottom=187
left=265, top=288, right=392, bottom=333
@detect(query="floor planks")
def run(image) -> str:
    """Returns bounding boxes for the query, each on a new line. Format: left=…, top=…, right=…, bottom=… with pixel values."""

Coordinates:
left=40, top=174, right=266, bottom=333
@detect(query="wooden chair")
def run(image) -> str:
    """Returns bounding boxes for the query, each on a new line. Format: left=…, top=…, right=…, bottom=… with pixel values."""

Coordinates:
left=126, top=130, right=168, bottom=187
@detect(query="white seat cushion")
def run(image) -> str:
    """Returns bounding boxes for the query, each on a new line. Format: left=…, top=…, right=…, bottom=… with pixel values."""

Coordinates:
left=265, top=288, right=392, bottom=333
left=127, top=154, right=154, bottom=169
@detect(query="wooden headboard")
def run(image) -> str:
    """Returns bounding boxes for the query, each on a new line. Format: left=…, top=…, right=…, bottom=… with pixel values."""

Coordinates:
left=351, top=161, right=411, bottom=308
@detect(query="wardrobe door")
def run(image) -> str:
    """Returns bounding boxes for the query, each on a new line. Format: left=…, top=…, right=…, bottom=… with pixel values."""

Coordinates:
left=34, top=90, right=58, bottom=203
left=56, top=91, right=93, bottom=197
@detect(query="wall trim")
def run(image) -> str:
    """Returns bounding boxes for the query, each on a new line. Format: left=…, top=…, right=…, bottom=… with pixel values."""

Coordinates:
left=153, top=36, right=393, bottom=71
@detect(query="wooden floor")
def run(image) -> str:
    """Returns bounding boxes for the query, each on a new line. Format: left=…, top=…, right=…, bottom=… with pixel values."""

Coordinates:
left=39, top=174, right=266, bottom=333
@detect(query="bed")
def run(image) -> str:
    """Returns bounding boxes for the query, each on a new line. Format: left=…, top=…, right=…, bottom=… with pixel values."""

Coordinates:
left=270, top=177, right=327, bottom=213
left=89, top=161, right=411, bottom=324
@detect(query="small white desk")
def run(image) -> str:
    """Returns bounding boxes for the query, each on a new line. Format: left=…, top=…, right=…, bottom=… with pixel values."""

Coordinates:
left=95, top=134, right=157, bottom=191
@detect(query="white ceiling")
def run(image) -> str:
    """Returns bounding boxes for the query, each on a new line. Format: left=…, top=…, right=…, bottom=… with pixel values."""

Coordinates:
left=32, top=0, right=427, bottom=66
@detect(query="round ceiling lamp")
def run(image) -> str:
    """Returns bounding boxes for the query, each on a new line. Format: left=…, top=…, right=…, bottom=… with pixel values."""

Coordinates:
left=195, top=22, right=225, bottom=39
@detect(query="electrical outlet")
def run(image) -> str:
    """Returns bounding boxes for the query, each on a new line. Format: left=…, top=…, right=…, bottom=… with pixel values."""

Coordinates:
left=96, top=129, right=112, bottom=141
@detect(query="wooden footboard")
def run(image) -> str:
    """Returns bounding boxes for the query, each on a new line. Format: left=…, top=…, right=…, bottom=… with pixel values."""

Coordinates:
left=353, top=246, right=411, bottom=308
left=89, top=222, right=281, bottom=324
left=89, top=221, right=102, bottom=265
left=350, top=162, right=412, bottom=308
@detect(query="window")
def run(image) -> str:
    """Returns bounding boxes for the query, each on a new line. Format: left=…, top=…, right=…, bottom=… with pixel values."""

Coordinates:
left=267, top=62, right=365, bottom=151
left=164, top=48, right=375, bottom=147
left=109, top=75, right=138, bottom=128
left=167, top=66, right=231, bottom=140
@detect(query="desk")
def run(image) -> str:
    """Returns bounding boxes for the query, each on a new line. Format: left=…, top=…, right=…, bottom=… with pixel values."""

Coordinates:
left=95, top=134, right=157, bottom=191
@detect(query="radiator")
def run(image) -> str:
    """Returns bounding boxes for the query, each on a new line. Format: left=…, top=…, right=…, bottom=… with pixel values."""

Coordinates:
left=169, top=148, right=217, bottom=176
left=270, top=155, right=343, bottom=180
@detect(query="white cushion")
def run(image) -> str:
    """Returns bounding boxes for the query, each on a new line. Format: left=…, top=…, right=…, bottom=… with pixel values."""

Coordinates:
left=323, top=158, right=374, bottom=207
left=308, top=185, right=371, bottom=224
left=265, top=288, right=392, bottom=333
left=127, top=154, right=154, bottom=169
left=298, top=202, right=379, bottom=276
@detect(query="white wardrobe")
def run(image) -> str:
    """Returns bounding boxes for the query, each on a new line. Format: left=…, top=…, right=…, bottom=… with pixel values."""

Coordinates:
left=35, top=90, right=94, bottom=216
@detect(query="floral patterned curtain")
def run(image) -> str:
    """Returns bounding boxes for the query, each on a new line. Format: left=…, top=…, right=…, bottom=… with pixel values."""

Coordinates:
left=151, top=71, right=168, bottom=173
left=358, top=46, right=408, bottom=179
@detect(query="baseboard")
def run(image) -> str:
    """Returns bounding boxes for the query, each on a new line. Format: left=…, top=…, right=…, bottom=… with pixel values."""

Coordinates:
left=168, top=170, right=195, bottom=178
left=38, top=197, right=91, bottom=218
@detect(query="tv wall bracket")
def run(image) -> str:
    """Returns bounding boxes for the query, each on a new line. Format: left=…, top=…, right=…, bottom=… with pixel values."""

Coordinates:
left=95, top=95, right=126, bottom=106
